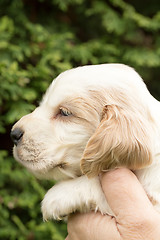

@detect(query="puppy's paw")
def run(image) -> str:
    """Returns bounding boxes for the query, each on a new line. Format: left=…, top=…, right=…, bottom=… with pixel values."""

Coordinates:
left=41, top=200, right=69, bottom=221
left=41, top=186, right=76, bottom=221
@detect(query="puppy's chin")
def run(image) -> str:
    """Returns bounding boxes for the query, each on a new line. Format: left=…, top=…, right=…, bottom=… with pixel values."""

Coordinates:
left=13, top=146, right=82, bottom=181
left=13, top=146, right=51, bottom=177
left=32, top=168, right=78, bottom=181
left=13, top=145, right=42, bottom=169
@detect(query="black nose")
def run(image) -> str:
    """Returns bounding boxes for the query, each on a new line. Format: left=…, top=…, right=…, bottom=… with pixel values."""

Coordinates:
left=10, top=128, right=24, bottom=146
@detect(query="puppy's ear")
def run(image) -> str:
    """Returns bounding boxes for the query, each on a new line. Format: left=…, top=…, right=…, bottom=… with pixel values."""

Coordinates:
left=81, top=105, right=153, bottom=177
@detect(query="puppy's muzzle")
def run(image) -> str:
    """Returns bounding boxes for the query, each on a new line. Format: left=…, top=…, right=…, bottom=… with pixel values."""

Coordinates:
left=10, top=128, right=24, bottom=146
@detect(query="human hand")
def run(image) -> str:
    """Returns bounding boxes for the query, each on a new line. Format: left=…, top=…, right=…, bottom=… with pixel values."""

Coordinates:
left=65, top=168, right=160, bottom=240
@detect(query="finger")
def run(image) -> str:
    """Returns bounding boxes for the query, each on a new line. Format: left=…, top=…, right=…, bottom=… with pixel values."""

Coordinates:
left=67, top=212, right=120, bottom=240
left=100, top=168, right=155, bottom=224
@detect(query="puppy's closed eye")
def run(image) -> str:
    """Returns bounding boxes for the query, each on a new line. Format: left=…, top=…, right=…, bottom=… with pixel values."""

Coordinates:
left=59, top=108, right=72, bottom=117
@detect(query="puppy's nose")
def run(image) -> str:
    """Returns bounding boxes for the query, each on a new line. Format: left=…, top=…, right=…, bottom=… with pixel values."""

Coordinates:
left=10, top=128, right=24, bottom=146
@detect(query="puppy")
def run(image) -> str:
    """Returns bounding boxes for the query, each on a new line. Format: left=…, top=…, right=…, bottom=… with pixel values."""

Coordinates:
left=11, top=64, right=160, bottom=220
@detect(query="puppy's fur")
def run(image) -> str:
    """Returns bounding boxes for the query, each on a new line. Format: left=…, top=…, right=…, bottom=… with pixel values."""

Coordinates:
left=12, top=64, right=160, bottom=220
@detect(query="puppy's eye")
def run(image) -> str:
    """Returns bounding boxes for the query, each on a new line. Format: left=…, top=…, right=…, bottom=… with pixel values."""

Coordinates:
left=59, top=108, right=72, bottom=117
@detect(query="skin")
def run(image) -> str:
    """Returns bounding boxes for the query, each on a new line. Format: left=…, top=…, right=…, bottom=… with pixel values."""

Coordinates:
left=65, top=168, right=160, bottom=240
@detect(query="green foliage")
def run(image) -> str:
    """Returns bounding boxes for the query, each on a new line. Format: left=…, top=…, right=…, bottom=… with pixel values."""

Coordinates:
left=0, top=0, right=160, bottom=239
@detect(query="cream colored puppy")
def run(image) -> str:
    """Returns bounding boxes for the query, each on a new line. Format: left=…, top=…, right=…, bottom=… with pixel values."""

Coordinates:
left=11, top=64, right=160, bottom=220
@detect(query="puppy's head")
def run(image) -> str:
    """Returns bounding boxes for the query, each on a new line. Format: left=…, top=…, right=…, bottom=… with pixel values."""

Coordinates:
left=11, top=64, right=153, bottom=180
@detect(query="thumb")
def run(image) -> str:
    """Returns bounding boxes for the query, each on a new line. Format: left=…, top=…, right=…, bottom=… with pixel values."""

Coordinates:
left=100, top=168, right=154, bottom=225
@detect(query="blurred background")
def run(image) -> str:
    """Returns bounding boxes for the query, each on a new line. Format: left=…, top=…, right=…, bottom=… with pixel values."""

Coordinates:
left=0, top=0, right=160, bottom=239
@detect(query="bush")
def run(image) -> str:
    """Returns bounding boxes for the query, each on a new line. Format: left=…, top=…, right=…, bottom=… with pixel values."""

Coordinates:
left=0, top=0, right=160, bottom=239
